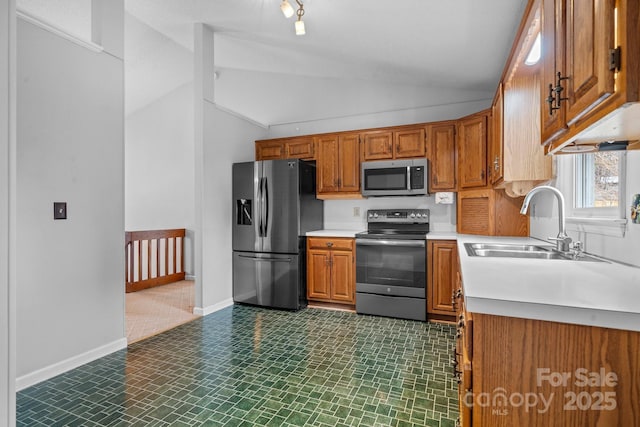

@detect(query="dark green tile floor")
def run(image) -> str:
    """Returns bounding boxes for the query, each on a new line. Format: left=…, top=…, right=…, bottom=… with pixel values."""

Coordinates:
left=17, top=305, right=458, bottom=426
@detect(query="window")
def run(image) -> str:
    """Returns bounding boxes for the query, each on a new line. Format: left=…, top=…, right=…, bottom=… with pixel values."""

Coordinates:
left=571, top=151, right=625, bottom=218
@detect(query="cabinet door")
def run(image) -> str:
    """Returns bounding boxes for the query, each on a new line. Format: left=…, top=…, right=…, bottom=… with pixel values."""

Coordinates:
left=428, top=123, right=457, bottom=192
left=489, top=85, right=504, bottom=185
left=330, top=250, right=354, bottom=303
left=563, top=0, right=615, bottom=125
left=362, top=131, right=393, bottom=161
left=540, top=0, right=568, bottom=143
left=285, top=137, right=314, bottom=160
left=457, top=190, right=492, bottom=235
left=338, top=134, right=361, bottom=192
left=394, top=128, right=426, bottom=158
left=316, top=135, right=340, bottom=193
left=307, top=249, right=331, bottom=300
left=428, top=241, right=459, bottom=316
left=255, top=141, right=285, bottom=160
left=457, top=114, right=488, bottom=189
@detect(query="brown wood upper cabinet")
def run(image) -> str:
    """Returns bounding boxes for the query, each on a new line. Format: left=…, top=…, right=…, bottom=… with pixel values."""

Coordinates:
left=316, top=133, right=361, bottom=196
left=255, top=136, right=315, bottom=161
left=540, top=0, right=616, bottom=143
left=540, top=0, right=640, bottom=151
left=491, top=0, right=552, bottom=196
left=427, top=122, right=457, bottom=192
left=489, top=84, right=504, bottom=186
left=457, top=111, right=488, bottom=189
left=361, top=127, right=426, bottom=161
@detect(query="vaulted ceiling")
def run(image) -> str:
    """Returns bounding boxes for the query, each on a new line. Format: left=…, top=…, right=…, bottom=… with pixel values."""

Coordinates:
left=122, top=0, right=529, bottom=125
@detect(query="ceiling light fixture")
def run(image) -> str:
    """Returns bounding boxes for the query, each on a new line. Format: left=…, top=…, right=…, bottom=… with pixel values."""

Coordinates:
left=281, top=0, right=306, bottom=35
left=280, top=0, right=294, bottom=18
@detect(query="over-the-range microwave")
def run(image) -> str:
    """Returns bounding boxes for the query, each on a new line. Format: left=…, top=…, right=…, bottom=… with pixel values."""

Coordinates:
left=361, top=158, right=428, bottom=197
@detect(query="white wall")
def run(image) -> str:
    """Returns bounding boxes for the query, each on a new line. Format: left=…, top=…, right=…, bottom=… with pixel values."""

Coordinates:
left=529, top=151, right=640, bottom=267
left=16, top=1, right=125, bottom=385
left=266, top=99, right=491, bottom=138
left=197, top=103, right=266, bottom=311
left=324, top=197, right=456, bottom=232
left=125, top=81, right=195, bottom=275
left=1, top=0, right=17, bottom=423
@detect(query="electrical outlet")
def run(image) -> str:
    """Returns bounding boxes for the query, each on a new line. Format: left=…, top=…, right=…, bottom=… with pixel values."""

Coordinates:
left=353, top=207, right=360, bottom=217
left=54, top=202, right=67, bottom=220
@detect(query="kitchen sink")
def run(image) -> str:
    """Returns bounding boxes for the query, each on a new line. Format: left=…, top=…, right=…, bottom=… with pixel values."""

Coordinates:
left=466, top=243, right=552, bottom=252
left=464, top=243, right=607, bottom=262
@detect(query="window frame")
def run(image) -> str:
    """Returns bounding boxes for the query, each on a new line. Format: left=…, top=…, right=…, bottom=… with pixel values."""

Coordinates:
left=556, top=152, right=628, bottom=237
left=571, top=151, right=626, bottom=219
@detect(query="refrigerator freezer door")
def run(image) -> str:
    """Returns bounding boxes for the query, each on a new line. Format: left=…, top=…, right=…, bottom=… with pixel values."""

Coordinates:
left=261, top=160, right=300, bottom=254
left=233, top=251, right=300, bottom=310
left=233, top=162, right=262, bottom=252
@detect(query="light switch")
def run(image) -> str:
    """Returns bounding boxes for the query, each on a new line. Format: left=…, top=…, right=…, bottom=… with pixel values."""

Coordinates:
left=54, top=202, right=67, bottom=220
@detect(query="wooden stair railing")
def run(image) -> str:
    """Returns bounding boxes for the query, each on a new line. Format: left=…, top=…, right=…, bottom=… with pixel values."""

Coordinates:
left=125, top=228, right=186, bottom=293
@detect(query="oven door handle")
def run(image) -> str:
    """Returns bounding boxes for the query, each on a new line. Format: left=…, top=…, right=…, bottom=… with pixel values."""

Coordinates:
left=356, top=239, right=426, bottom=248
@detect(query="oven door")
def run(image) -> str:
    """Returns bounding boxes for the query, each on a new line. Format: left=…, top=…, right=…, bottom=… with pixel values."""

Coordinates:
left=355, top=238, right=426, bottom=298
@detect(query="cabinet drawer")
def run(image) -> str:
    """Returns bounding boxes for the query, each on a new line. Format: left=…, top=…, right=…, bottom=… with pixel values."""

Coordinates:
left=307, top=237, right=354, bottom=251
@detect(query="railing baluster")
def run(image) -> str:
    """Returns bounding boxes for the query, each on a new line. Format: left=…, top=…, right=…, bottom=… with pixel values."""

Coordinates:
left=137, top=240, right=142, bottom=282
left=164, top=238, right=169, bottom=276
left=173, top=237, right=177, bottom=276
left=155, top=238, right=160, bottom=279
left=180, top=237, right=184, bottom=274
left=147, top=239, right=151, bottom=280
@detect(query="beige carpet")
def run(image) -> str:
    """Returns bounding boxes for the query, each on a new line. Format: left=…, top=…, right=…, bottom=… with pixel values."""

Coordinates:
left=125, top=280, right=198, bottom=344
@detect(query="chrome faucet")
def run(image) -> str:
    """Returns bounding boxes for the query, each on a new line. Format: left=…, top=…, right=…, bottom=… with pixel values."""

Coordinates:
left=520, top=185, right=572, bottom=252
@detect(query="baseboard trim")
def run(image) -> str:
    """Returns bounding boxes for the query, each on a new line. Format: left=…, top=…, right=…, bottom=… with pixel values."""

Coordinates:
left=193, top=298, right=234, bottom=316
left=185, top=274, right=196, bottom=281
left=16, top=337, right=127, bottom=391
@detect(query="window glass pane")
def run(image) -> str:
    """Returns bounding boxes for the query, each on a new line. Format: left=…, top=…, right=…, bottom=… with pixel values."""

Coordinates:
left=17, top=0, right=92, bottom=42
left=575, top=152, right=620, bottom=209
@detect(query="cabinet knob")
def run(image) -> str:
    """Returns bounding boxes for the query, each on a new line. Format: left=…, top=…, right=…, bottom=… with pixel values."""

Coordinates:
left=326, top=242, right=333, bottom=247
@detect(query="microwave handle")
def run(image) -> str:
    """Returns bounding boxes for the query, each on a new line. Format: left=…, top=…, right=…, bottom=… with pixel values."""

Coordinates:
left=407, top=166, right=411, bottom=190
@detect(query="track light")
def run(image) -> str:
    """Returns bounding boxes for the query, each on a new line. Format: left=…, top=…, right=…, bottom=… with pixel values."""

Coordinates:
left=281, top=0, right=306, bottom=35
left=280, top=0, right=294, bottom=18
left=295, top=1, right=305, bottom=35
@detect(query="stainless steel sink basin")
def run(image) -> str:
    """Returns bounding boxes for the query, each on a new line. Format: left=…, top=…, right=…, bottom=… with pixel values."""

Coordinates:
left=466, top=243, right=552, bottom=252
left=464, top=243, right=607, bottom=262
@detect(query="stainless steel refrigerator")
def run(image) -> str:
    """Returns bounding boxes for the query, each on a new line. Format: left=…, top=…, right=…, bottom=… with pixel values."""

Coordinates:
left=232, top=159, right=323, bottom=310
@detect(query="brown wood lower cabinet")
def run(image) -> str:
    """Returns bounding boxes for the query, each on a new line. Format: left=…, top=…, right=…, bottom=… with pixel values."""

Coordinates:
left=427, top=240, right=458, bottom=322
left=306, top=237, right=355, bottom=305
left=455, top=275, right=640, bottom=426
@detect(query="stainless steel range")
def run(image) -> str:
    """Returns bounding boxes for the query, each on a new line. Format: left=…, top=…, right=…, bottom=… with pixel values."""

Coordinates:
left=355, top=209, right=429, bottom=321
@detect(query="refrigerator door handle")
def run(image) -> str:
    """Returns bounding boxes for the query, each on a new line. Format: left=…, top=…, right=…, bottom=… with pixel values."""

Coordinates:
left=264, top=177, right=269, bottom=237
left=258, top=177, right=265, bottom=237
left=238, top=255, right=292, bottom=262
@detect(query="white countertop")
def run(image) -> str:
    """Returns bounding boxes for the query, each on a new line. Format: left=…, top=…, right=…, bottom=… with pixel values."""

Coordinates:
left=306, top=229, right=363, bottom=238
left=307, top=230, right=459, bottom=239
left=426, top=232, right=458, bottom=240
left=457, top=235, right=640, bottom=332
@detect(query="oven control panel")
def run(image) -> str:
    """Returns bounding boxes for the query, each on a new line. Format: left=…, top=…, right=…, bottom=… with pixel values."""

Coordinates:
left=366, top=209, right=430, bottom=223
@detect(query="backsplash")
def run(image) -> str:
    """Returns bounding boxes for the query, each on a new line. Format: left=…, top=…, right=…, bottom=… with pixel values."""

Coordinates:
left=323, top=195, right=456, bottom=232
